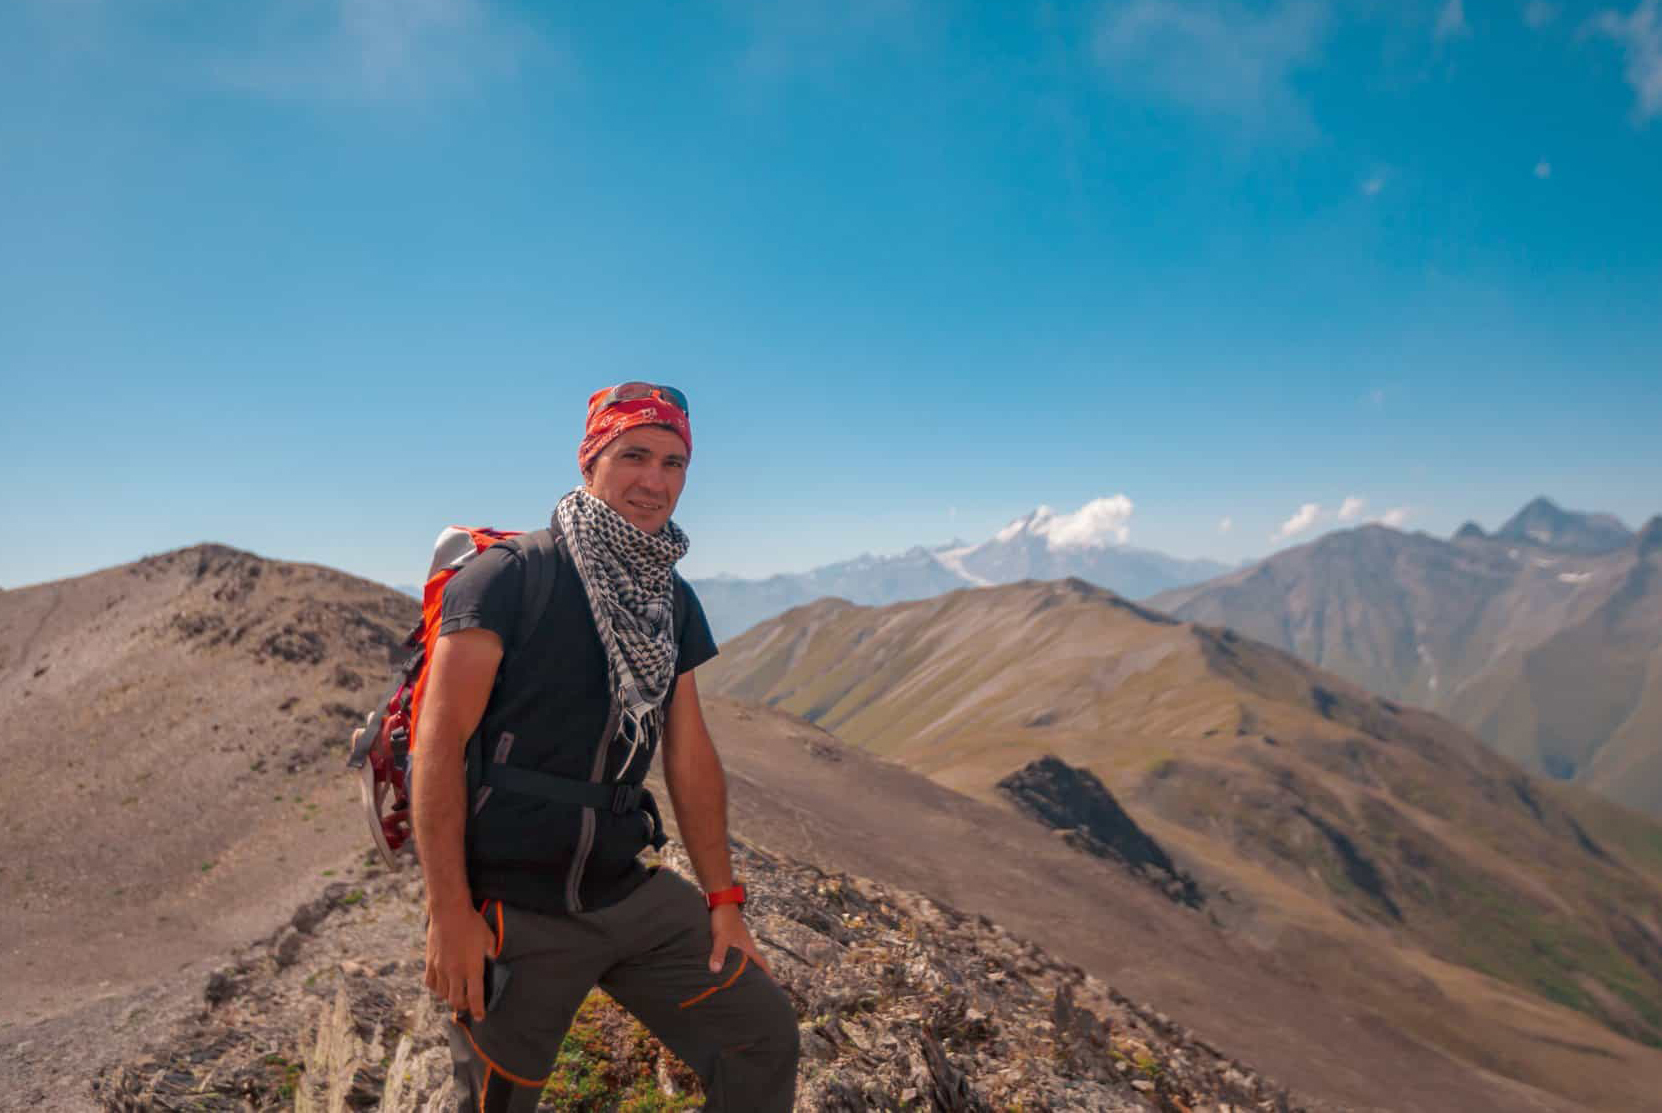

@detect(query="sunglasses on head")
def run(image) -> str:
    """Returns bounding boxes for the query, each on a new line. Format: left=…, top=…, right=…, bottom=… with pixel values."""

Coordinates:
left=599, top=381, right=689, bottom=417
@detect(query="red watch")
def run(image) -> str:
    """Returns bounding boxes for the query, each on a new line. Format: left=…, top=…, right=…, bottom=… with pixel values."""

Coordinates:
left=705, top=884, right=747, bottom=911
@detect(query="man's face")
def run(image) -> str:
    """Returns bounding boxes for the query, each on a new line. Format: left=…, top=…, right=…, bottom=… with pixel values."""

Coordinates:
left=584, top=425, right=689, bottom=534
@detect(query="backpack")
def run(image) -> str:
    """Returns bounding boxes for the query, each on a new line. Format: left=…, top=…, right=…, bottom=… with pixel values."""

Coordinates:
left=346, top=523, right=681, bottom=870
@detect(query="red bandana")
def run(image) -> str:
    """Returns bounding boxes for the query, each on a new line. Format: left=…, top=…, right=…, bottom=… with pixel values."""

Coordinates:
left=577, top=386, right=693, bottom=474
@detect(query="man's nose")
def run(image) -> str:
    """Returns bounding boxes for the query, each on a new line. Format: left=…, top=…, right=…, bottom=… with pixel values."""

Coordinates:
left=638, top=465, right=670, bottom=493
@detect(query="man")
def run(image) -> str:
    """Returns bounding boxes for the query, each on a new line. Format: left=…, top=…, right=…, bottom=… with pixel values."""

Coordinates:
left=412, top=383, right=799, bottom=1112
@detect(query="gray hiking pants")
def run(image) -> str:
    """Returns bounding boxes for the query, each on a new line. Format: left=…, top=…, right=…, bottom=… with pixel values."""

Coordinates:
left=446, top=867, right=800, bottom=1112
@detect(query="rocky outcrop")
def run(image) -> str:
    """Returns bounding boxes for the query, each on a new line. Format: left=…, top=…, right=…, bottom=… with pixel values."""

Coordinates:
left=94, top=840, right=1293, bottom=1111
left=998, top=755, right=1205, bottom=910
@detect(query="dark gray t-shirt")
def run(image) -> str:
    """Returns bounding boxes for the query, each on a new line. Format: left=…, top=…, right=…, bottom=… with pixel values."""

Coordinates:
left=437, top=537, right=718, bottom=911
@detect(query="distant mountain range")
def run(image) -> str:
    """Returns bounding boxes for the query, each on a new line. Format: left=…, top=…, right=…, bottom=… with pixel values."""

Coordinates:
left=690, top=500, right=1231, bottom=641
left=1151, top=497, right=1662, bottom=813
left=388, top=494, right=1662, bottom=819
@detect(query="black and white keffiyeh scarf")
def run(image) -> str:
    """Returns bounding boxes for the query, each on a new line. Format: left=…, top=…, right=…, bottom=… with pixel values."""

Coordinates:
left=555, top=488, right=690, bottom=779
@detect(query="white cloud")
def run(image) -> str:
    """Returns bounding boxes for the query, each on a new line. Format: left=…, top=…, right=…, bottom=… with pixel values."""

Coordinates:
left=1594, top=1, right=1662, bottom=121
left=1524, top=1, right=1559, bottom=29
left=1362, top=173, right=1386, bottom=196
left=1273, top=502, right=1323, bottom=541
left=1379, top=507, right=1412, bottom=528
left=1534, top=159, right=1553, bottom=178
left=1093, top=0, right=1327, bottom=128
left=1218, top=516, right=1234, bottom=534
left=1435, top=0, right=1470, bottom=41
left=1338, top=495, right=1367, bottom=521
left=1033, top=496, right=1136, bottom=548
left=208, top=0, right=547, bottom=104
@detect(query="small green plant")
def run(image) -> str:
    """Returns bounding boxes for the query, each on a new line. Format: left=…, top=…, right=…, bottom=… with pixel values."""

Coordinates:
left=541, top=992, right=703, bottom=1111
left=262, top=1054, right=303, bottom=1099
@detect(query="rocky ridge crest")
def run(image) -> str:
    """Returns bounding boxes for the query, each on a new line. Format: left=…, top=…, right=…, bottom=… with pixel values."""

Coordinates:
left=95, top=841, right=1296, bottom=1112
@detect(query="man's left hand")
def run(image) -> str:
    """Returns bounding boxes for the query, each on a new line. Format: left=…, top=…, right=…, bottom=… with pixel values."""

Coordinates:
left=708, top=903, right=772, bottom=978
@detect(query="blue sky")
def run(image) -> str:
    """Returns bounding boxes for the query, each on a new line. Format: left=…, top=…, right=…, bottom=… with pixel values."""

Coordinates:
left=2, top=0, right=1659, bottom=588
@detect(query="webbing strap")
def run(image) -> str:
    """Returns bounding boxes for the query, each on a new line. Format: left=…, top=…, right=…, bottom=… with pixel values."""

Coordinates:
left=479, top=767, right=667, bottom=850
left=481, top=765, right=643, bottom=813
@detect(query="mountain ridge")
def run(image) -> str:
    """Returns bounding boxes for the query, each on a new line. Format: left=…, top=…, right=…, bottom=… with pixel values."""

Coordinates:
left=1494, top=496, right=1634, bottom=554
left=702, top=576, right=1662, bottom=1091
left=1149, top=497, right=1662, bottom=812
left=0, top=541, right=421, bottom=1027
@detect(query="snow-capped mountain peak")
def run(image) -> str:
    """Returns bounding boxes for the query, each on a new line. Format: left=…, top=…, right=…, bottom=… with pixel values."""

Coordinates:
left=992, top=496, right=1135, bottom=551
left=994, top=506, right=1053, bottom=543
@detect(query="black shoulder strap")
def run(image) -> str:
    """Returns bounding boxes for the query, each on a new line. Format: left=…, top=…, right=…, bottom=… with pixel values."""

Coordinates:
left=508, top=525, right=562, bottom=649
left=671, top=571, right=689, bottom=646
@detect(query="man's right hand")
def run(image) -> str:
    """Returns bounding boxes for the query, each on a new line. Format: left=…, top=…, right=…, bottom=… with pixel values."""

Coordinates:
left=425, top=904, right=498, bottom=1021
left=412, top=627, right=504, bottom=1024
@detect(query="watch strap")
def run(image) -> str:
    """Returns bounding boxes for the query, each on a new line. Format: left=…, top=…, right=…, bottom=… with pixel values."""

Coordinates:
left=705, top=883, right=746, bottom=910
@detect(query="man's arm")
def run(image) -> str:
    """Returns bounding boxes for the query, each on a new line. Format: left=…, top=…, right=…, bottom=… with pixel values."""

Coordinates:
left=660, top=670, right=771, bottom=976
left=412, top=626, right=503, bottom=1020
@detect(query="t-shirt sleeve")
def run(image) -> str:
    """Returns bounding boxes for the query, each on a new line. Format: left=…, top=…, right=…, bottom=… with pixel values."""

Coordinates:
left=437, top=543, right=524, bottom=645
left=675, top=578, right=719, bottom=675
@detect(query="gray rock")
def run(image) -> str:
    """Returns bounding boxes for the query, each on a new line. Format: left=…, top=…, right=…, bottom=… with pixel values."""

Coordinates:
left=291, top=897, right=330, bottom=934
left=803, top=1028, right=837, bottom=1063
left=204, top=967, right=237, bottom=1006
left=274, top=928, right=303, bottom=968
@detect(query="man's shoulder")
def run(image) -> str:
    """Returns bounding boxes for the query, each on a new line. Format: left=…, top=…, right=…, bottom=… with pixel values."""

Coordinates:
left=437, top=540, right=533, bottom=634
left=448, top=538, right=526, bottom=589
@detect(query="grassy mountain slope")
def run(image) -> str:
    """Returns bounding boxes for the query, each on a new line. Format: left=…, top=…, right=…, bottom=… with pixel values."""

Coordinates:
left=680, top=697, right=1662, bottom=1112
left=702, top=579, right=1662, bottom=1102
